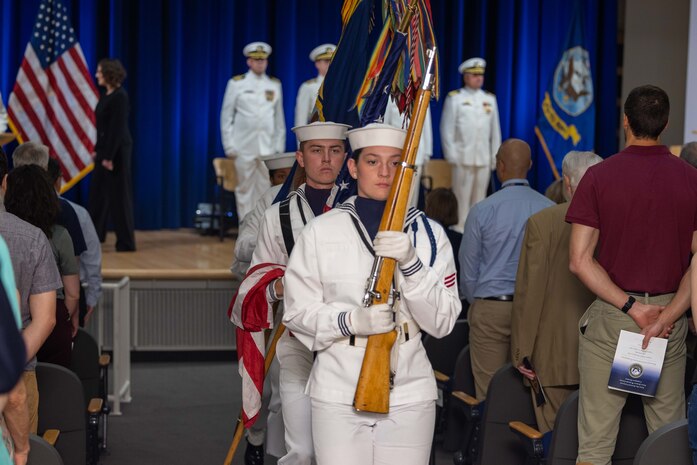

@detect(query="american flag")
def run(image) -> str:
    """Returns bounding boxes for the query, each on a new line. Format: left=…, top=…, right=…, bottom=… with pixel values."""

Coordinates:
left=7, top=0, right=98, bottom=191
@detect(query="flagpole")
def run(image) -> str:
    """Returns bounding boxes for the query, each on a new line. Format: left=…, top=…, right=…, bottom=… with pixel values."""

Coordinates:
left=223, top=322, right=286, bottom=465
left=534, top=125, right=561, bottom=180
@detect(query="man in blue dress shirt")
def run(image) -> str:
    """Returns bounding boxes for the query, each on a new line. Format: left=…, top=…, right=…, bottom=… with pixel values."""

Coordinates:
left=459, top=139, right=554, bottom=400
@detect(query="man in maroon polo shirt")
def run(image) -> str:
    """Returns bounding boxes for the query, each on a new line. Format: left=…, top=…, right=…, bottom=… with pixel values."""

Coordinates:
left=567, top=84, right=697, bottom=465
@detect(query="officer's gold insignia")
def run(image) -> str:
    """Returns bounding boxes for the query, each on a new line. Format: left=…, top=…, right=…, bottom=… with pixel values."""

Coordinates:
left=265, top=90, right=275, bottom=101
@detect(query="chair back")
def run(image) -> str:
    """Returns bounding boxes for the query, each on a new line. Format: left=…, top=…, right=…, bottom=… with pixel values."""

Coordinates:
left=476, top=364, right=534, bottom=465
left=633, top=419, right=691, bottom=465
left=213, top=157, right=238, bottom=192
left=422, top=320, right=469, bottom=376
left=422, top=159, right=453, bottom=190
left=70, top=329, right=100, bottom=406
left=442, top=345, right=476, bottom=451
left=546, top=390, right=648, bottom=465
left=28, top=434, right=64, bottom=465
left=546, top=390, right=579, bottom=465
left=36, top=363, right=86, bottom=465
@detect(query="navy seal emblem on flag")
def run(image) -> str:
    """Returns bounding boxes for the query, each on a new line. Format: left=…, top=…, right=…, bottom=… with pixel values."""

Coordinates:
left=552, top=46, right=593, bottom=117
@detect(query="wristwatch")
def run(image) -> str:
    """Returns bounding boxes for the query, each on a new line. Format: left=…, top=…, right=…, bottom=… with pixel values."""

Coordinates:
left=621, top=296, right=636, bottom=314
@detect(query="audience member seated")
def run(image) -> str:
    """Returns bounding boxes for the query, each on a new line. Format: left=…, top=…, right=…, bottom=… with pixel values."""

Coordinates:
left=459, top=139, right=554, bottom=400
left=0, top=147, right=61, bottom=465
left=425, top=187, right=467, bottom=317
left=0, top=232, right=26, bottom=464
left=47, top=159, right=103, bottom=326
left=543, top=178, right=566, bottom=204
left=12, top=142, right=87, bottom=258
left=5, top=164, right=79, bottom=368
left=510, top=150, right=601, bottom=434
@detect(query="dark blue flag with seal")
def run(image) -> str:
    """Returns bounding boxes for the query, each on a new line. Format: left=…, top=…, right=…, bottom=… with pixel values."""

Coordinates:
left=535, top=2, right=595, bottom=179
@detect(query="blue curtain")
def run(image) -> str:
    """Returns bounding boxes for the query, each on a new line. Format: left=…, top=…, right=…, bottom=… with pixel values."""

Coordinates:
left=0, top=0, right=617, bottom=230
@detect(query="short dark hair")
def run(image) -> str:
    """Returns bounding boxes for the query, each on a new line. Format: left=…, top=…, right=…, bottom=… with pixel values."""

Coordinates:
left=98, top=58, right=127, bottom=87
left=624, top=85, right=669, bottom=140
left=425, top=188, right=459, bottom=227
left=350, top=148, right=363, bottom=160
left=0, top=146, right=8, bottom=180
left=47, top=157, right=62, bottom=184
left=4, top=164, right=59, bottom=238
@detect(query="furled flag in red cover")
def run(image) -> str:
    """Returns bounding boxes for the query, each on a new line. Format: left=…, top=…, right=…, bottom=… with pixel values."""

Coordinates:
left=8, top=0, right=98, bottom=192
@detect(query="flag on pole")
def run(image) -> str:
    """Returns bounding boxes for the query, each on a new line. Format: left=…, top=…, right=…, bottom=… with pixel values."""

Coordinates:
left=7, top=0, right=98, bottom=192
left=535, top=2, right=594, bottom=179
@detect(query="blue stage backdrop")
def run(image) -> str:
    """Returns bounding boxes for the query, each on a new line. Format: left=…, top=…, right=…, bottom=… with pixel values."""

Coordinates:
left=0, top=0, right=618, bottom=230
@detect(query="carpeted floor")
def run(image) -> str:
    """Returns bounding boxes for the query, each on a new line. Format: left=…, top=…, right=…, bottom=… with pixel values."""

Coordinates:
left=99, top=361, right=453, bottom=465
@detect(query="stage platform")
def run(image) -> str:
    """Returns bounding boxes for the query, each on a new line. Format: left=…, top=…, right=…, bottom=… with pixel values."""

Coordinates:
left=90, top=229, right=240, bottom=354
left=101, top=229, right=238, bottom=280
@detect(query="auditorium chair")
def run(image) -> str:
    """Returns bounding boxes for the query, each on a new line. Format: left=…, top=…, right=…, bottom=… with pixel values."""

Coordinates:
left=28, top=430, right=64, bottom=465
left=449, top=346, right=483, bottom=464
left=212, top=157, right=239, bottom=241
left=71, top=329, right=111, bottom=456
left=509, top=390, right=648, bottom=465
left=421, top=159, right=453, bottom=193
left=36, top=362, right=104, bottom=465
left=423, top=320, right=470, bottom=439
left=633, top=419, right=691, bottom=465
left=471, top=364, right=535, bottom=465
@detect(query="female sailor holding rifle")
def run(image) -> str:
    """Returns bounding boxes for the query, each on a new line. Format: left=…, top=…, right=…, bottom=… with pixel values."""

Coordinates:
left=282, top=123, right=461, bottom=464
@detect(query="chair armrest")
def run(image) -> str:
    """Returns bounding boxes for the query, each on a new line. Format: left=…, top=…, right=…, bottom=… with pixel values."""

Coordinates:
left=434, top=370, right=450, bottom=383
left=42, top=429, right=60, bottom=446
left=452, top=390, right=479, bottom=407
left=88, top=398, right=104, bottom=415
left=99, top=354, right=111, bottom=367
left=509, top=421, right=543, bottom=439
left=509, top=421, right=544, bottom=459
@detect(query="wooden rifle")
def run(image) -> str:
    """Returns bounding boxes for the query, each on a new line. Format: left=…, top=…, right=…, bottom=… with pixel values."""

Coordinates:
left=353, top=47, right=437, bottom=414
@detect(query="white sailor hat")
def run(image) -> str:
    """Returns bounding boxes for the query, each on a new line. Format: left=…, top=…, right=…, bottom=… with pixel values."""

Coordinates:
left=458, top=57, right=486, bottom=75
left=292, top=121, right=351, bottom=143
left=347, top=123, right=406, bottom=151
left=309, top=44, right=336, bottom=62
left=261, top=152, right=296, bottom=170
left=243, top=42, right=272, bottom=59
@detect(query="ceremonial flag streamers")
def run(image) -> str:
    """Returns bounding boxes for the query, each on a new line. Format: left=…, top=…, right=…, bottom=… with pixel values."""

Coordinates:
left=535, top=1, right=595, bottom=179
left=8, top=0, right=98, bottom=192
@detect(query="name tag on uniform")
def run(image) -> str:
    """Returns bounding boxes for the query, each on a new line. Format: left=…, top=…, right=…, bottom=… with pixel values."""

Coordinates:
left=462, top=101, right=472, bottom=106
left=265, top=90, right=275, bottom=101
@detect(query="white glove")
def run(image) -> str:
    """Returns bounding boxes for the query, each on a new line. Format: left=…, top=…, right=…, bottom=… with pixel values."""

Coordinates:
left=349, top=304, right=395, bottom=336
left=373, top=231, right=417, bottom=266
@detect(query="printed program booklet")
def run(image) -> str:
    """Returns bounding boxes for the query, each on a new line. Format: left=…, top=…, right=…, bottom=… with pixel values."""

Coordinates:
left=607, top=330, right=668, bottom=397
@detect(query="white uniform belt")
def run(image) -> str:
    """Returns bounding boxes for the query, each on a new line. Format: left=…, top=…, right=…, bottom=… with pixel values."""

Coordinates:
left=336, top=319, right=420, bottom=348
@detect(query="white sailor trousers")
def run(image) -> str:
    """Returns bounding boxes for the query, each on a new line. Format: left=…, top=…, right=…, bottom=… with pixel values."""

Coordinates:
left=311, top=398, right=435, bottom=465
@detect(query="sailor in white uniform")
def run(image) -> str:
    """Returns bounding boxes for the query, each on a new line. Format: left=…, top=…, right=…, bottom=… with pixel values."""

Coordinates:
left=220, top=41, right=286, bottom=221
left=283, top=123, right=461, bottom=465
left=231, top=152, right=296, bottom=277
left=294, top=44, right=335, bottom=127
left=240, top=122, right=350, bottom=465
left=440, top=57, right=501, bottom=232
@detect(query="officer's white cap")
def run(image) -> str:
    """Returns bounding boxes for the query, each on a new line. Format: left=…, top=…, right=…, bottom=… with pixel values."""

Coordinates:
left=243, top=42, right=272, bottom=59
left=347, top=123, right=406, bottom=151
left=261, top=152, right=295, bottom=170
left=292, top=121, right=351, bottom=143
left=458, top=57, right=486, bottom=75
left=309, top=44, right=336, bottom=62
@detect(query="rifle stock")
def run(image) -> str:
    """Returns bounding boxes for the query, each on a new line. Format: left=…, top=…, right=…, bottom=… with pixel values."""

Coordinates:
left=353, top=48, right=436, bottom=413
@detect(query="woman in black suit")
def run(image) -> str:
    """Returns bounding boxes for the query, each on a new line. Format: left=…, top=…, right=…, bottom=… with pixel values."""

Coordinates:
left=88, top=58, right=136, bottom=251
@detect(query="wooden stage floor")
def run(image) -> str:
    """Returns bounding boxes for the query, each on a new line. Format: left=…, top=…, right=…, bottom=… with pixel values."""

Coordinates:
left=101, top=229, right=237, bottom=280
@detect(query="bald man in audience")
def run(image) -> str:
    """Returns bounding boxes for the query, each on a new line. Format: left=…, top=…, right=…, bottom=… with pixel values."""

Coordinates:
left=459, top=139, right=554, bottom=400
left=511, top=151, right=602, bottom=433
left=680, top=142, right=697, bottom=169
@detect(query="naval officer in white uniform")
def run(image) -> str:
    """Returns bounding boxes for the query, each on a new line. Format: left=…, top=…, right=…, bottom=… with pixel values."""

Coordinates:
left=440, top=57, right=501, bottom=232
left=294, top=44, right=336, bottom=127
left=220, top=41, right=286, bottom=221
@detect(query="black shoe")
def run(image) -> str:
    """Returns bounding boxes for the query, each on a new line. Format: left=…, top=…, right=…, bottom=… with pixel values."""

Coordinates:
left=244, top=440, right=264, bottom=465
